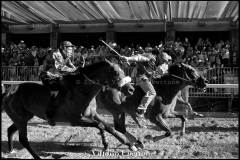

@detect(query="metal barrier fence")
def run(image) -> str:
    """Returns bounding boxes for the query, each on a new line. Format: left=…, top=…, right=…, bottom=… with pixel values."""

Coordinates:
left=123, top=67, right=239, bottom=98
left=1, top=66, right=239, bottom=98
left=1, top=66, right=40, bottom=81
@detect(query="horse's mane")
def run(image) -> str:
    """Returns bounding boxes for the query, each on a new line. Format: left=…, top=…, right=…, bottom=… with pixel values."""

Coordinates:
left=153, top=62, right=197, bottom=82
left=168, top=62, right=197, bottom=75
left=168, top=63, right=181, bottom=75
left=77, top=61, right=110, bottom=74
left=69, top=61, right=125, bottom=81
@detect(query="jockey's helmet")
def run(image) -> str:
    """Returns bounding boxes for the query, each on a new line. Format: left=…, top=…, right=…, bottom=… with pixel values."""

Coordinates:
left=161, top=52, right=172, bottom=62
left=60, top=41, right=75, bottom=56
left=60, top=41, right=75, bottom=50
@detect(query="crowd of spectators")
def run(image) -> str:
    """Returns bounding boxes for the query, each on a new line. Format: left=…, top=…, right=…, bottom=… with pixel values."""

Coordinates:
left=1, top=37, right=238, bottom=81
left=1, top=40, right=50, bottom=67
left=2, top=37, right=237, bottom=68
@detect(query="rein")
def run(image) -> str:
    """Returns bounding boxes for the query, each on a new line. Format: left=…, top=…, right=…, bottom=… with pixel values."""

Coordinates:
left=82, top=73, right=132, bottom=89
left=168, top=74, right=196, bottom=85
left=82, top=73, right=105, bottom=86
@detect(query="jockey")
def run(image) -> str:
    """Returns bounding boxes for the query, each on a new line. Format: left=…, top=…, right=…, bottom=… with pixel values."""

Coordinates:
left=153, top=52, right=172, bottom=78
left=121, top=51, right=157, bottom=118
left=39, top=41, right=77, bottom=126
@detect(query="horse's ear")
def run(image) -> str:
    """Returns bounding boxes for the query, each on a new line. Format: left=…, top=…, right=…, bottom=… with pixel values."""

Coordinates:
left=176, top=63, right=182, bottom=68
left=104, top=58, right=111, bottom=64
left=180, top=63, right=184, bottom=67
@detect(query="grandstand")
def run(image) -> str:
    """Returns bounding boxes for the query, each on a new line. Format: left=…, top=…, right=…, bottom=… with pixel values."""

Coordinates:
left=1, top=1, right=239, bottom=112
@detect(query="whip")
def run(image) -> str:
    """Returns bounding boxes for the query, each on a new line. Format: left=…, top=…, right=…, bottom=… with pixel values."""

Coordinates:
left=99, top=39, right=130, bottom=65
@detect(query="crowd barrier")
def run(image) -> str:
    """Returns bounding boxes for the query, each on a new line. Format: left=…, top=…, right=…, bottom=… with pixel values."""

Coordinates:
left=1, top=66, right=239, bottom=98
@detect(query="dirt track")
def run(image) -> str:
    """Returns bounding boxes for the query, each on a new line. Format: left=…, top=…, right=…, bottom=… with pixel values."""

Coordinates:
left=1, top=112, right=239, bottom=159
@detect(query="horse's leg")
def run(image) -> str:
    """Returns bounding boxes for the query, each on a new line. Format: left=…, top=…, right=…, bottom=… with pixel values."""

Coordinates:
left=7, top=124, right=18, bottom=153
left=113, top=113, right=144, bottom=150
left=130, top=114, right=144, bottom=128
left=4, top=100, right=37, bottom=158
left=93, top=113, right=138, bottom=151
left=98, top=126, right=108, bottom=151
left=152, top=114, right=172, bottom=137
left=18, top=122, right=40, bottom=159
left=168, top=111, right=186, bottom=136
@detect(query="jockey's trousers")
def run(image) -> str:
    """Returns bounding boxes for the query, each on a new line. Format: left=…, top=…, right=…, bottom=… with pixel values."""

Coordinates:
left=136, top=76, right=156, bottom=110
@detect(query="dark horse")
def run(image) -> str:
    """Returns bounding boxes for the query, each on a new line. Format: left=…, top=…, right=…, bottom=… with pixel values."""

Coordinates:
left=2, top=60, right=139, bottom=159
left=96, top=63, right=208, bottom=146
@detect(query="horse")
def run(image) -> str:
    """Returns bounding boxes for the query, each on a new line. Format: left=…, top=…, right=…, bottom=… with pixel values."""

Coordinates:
left=2, top=59, right=139, bottom=159
left=96, top=62, right=208, bottom=147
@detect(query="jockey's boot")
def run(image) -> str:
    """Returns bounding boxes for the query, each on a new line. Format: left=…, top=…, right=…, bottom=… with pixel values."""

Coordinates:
left=136, top=105, right=146, bottom=118
left=46, top=93, right=58, bottom=126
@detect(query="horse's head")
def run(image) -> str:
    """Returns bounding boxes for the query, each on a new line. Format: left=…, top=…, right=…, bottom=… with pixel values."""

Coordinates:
left=168, top=63, right=208, bottom=92
left=104, top=59, right=135, bottom=96
left=80, top=59, right=134, bottom=95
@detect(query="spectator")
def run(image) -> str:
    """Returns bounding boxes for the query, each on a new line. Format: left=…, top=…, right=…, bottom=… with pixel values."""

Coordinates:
left=182, top=37, right=191, bottom=54
left=24, top=46, right=37, bottom=66
left=195, top=37, right=204, bottom=51
left=221, top=44, right=230, bottom=67
left=145, top=43, right=152, bottom=53
left=207, top=47, right=215, bottom=67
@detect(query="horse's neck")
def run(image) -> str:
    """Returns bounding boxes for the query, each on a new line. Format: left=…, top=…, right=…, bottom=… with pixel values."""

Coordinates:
left=73, top=84, right=101, bottom=99
left=125, top=86, right=145, bottom=109
left=153, top=76, right=188, bottom=104
left=81, top=64, right=103, bottom=82
left=60, top=84, right=101, bottom=115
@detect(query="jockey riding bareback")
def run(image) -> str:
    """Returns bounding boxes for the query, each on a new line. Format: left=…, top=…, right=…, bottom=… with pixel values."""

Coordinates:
left=39, top=41, right=77, bottom=126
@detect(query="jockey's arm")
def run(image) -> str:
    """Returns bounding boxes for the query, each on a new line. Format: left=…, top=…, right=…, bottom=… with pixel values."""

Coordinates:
left=123, top=54, right=150, bottom=63
left=53, top=53, right=76, bottom=72
left=143, top=65, right=154, bottom=77
left=66, top=58, right=77, bottom=70
left=57, top=63, right=76, bottom=72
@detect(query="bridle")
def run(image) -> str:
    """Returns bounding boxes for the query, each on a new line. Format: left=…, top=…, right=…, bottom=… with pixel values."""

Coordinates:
left=168, top=64, right=199, bottom=86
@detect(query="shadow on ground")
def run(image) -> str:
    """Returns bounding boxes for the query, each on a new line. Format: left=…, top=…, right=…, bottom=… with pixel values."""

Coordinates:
left=1, top=140, right=102, bottom=157
left=148, top=125, right=238, bottom=133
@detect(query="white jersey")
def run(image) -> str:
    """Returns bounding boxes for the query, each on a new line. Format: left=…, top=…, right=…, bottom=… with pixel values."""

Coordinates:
left=154, top=63, right=169, bottom=78
left=52, top=49, right=76, bottom=72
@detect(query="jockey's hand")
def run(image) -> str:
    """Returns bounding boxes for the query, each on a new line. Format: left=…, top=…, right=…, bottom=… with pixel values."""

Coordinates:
left=120, top=56, right=127, bottom=62
left=72, top=67, right=78, bottom=72
left=69, top=67, right=77, bottom=73
left=120, top=56, right=130, bottom=65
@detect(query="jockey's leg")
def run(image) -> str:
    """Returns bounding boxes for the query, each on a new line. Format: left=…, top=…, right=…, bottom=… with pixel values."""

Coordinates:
left=137, top=78, right=156, bottom=117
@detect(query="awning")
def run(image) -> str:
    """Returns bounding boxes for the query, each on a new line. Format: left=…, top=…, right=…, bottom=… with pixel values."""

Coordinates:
left=1, top=1, right=239, bottom=25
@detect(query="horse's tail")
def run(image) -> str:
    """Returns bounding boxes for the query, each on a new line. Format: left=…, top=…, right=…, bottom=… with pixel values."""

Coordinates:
left=1, top=85, right=18, bottom=112
left=1, top=92, right=8, bottom=112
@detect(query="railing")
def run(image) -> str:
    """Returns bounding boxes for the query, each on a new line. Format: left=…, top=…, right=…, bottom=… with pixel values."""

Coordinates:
left=1, top=66, right=239, bottom=98
left=1, top=66, right=40, bottom=81
left=123, top=67, right=239, bottom=98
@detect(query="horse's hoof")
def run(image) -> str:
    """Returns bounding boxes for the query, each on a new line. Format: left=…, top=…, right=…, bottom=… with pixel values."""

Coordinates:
left=129, top=145, right=138, bottom=151
left=6, top=150, right=17, bottom=158
left=135, top=140, right=144, bottom=150
left=139, top=125, right=147, bottom=129
left=103, top=145, right=109, bottom=151
left=33, top=155, right=41, bottom=159
left=9, top=149, right=17, bottom=154
left=180, top=132, right=185, bottom=136
left=198, top=113, right=204, bottom=117
left=165, top=132, right=171, bottom=137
